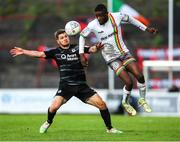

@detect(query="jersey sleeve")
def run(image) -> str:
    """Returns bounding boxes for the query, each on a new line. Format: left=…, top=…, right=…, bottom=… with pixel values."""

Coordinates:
left=79, top=21, right=95, bottom=54
left=120, top=12, right=147, bottom=31
left=80, top=22, right=93, bottom=38
left=44, top=48, right=56, bottom=59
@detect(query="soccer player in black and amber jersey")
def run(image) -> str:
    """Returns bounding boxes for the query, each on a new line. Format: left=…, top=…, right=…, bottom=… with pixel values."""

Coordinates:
left=10, top=29, right=122, bottom=134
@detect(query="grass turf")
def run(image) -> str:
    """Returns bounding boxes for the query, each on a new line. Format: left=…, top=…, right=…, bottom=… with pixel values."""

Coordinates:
left=0, top=114, right=180, bottom=141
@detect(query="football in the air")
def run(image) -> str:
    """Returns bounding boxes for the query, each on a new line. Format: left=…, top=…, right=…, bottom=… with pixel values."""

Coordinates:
left=65, top=21, right=81, bottom=36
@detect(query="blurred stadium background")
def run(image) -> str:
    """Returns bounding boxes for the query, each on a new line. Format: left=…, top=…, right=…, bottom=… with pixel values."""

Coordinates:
left=0, top=0, right=180, bottom=141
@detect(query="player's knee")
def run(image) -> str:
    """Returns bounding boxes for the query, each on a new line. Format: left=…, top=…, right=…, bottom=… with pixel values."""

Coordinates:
left=97, top=101, right=107, bottom=110
left=49, top=107, right=56, bottom=113
left=51, top=104, right=60, bottom=112
left=137, top=74, right=145, bottom=83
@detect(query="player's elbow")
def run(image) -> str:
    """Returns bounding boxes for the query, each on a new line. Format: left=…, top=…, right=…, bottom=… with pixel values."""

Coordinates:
left=39, top=52, right=46, bottom=58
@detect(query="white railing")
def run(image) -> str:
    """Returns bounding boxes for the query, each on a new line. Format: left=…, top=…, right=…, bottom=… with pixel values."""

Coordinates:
left=143, top=60, right=180, bottom=89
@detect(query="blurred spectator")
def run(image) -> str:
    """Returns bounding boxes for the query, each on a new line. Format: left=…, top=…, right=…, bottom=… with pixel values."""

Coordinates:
left=168, top=85, right=179, bottom=92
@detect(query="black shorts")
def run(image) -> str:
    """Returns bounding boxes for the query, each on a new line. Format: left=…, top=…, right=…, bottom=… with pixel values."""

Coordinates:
left=55, top=83, right=96, bottom=102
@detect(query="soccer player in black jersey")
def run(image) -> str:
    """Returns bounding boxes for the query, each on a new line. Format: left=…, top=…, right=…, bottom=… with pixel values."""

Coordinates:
left=10, top=29, right=122, bottom=134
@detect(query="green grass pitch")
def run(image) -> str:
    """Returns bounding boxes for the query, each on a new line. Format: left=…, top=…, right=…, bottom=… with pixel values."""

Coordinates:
left=0, top=114, right=180, bottom=141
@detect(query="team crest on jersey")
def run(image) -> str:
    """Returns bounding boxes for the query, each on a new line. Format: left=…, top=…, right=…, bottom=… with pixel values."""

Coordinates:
left=72, top=49, right=76, bottom=53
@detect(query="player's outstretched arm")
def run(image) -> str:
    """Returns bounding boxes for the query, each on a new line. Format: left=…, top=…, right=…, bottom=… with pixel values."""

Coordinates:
left=10, top=47, right=46, bottom=58
left=89, top=42, right=104, bottom=53
left=123, top=14, right=158, bottom=35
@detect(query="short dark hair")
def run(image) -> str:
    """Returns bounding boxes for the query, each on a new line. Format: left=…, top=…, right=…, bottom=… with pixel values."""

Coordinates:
left=94, top=4, right=108, bottom=13
left=54, top=29, right=65, bottom=39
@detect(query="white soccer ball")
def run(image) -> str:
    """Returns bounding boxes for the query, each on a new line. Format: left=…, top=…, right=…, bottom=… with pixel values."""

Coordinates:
left=65, top=21, right=81, bottom=36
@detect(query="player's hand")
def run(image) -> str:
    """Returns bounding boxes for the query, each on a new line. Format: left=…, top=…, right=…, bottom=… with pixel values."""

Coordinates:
left=80, top=53, right=88, bottom=67
left=146, top=27, right=158, bottom=35
left=89, top=42, right=104, bottom=53
left=96, top=42, right=104, bottom=50
left=10, top=47, right=24, bottom=57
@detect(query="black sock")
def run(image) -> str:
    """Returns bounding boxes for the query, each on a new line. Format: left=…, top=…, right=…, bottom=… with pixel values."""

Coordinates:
left=100, top=109, right=113, bottom=130
left=47, top=107, right=56, bottom=124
